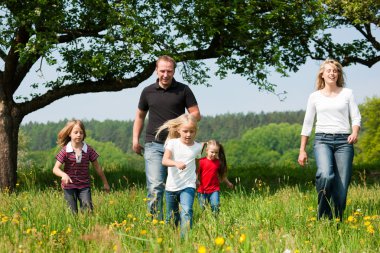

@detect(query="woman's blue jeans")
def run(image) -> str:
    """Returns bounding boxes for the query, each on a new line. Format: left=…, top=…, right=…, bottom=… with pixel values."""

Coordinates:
left=165, top=187, right=195, bottom=237
left=144, top=142, right=167, bottom=221
left=198, top=191, right=220, bottom=214
left=313, top=133, right=353, bottom=221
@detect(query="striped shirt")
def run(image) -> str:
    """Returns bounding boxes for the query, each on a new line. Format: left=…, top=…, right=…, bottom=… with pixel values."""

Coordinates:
left=56, top=142, right=99, bottom=189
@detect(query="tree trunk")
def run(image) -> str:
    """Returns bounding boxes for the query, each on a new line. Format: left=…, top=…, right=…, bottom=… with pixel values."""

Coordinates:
left=0, top=102, right=21, bottom=191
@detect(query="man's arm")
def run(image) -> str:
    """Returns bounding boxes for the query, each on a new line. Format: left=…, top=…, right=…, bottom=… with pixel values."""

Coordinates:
left=187, top=105, right=201, bottom=121
left=132, top=109, right=147, bottom=155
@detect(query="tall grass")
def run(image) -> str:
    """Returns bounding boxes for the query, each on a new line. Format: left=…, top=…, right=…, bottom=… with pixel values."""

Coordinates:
left=1, top=163, right=379, bottom=252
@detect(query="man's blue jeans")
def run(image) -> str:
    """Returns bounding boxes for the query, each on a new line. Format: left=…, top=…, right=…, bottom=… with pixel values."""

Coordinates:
left=165, top=187, right=195, bottom=237
left=64, top=187, right=93, bottom=213
left=198, top=191, right=220, bottom=213
left=313, top=133, right=354, bottom=221
left=144, top=142, right=167, bottom=220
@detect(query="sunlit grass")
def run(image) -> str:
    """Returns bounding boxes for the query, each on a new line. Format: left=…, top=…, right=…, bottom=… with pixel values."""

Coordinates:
left=1, top=165, right=379, bottom=252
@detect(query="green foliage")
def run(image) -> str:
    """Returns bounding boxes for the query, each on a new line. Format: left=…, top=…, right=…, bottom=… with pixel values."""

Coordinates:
left=225, top=123, right=312, bottom=167
left=355, top=96, right=380, bottom=164
left=311, top=0, right=380, bottom=67
left=21, top=111, right=305, bottom=153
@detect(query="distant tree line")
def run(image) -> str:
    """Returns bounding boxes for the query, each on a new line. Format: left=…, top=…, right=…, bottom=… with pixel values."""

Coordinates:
left=21, top=110, right=305, bottom=153
left=20, top=97, right=380, bottom=169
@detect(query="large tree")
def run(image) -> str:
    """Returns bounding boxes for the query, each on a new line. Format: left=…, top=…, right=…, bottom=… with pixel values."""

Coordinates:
left=310, top=0, right=380, bottom=66
left=0, top=0, right=325, bottom=190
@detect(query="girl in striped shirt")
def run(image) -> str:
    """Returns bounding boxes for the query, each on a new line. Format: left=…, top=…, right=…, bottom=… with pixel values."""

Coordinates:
left=53, top=120, right=110, bottom=213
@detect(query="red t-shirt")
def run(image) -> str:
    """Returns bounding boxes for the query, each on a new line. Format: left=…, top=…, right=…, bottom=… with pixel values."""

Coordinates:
left=56, top=142, right=99, bottom=189
left=197, top=157, right=220, bottom=194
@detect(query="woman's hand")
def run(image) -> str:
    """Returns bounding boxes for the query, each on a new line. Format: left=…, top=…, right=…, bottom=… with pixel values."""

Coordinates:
left=298, top=150, right=308, bottom=167
left=347, top=133, right=358, bottom=144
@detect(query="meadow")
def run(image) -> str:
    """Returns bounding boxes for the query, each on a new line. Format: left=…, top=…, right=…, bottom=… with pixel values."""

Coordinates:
left=1, top=161, right=379, bottom=253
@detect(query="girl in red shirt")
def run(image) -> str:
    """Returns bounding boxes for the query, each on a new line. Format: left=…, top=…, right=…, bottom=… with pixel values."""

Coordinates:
left=197, top=140, right=233, bottom=214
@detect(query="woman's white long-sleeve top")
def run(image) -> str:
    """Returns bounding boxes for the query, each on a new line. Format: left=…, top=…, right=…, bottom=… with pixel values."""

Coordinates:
left=301, top=88, right=361, bottom=136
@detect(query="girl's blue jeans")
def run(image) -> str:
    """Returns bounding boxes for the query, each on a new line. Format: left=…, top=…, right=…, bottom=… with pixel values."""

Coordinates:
left=165, top=187, right=195, bottom=237
left=144, top=142, right=167, bottom=221
left=313, top=133, right=353, bottom=221
left=63, top=187, right=93, bottom=213
left=198, top=191, right=220, bottom=213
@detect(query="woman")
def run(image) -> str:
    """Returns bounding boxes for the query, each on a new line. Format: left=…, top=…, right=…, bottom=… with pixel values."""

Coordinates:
left=298, top=59, right=361, bottom=221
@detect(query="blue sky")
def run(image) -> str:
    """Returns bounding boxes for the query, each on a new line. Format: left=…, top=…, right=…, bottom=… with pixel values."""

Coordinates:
left=18, top=29, right=380, bottom=124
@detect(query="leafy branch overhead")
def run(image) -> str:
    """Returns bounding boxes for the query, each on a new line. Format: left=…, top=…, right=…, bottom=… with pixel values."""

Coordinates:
left=1, top=0, right=327, bottom=114
left=311, top=0, right=380, bottom=67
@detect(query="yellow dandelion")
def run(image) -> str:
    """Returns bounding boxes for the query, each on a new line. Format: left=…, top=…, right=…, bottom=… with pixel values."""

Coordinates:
left=294, top=250, right=300, bottom=253
left=214, top=236, right=225, bottom=246
left=127, top=214, right=133, bottom=218
left=159, top=221, right=165, bottom=225
left=347, top=216, right=356, bottom=222
left=367, top=225, right=375, bottom=234
left=22, top=207, right=28, bottom=212
left=125, top=227, right=131, bottom=232
left=140, top=230, right=147, bottom=235
left=364, top=216, right=371, bottom=221
left=143, top=198, right=150, bottom=202
left=109, top=200, right=115, bottom=205
left=25, top=228, right=32, bottom=234
left=152, top=219, right=159, bottom=225
left=225, top=246, right=232, bottom=252
left=308, top=217, right=317, bottom=222
left=364, top=221, right=371, bottom=226
left=239, top=234, right=246, bottom=243
left=1, top=216, right=9, bottom=223
left=113, top=245, right=118, bottom=252
left=50, top=230, right=57, bottom=236
left=156, top=238, right=163, bottom=244
left=198, top=245, right=207, bottom=253
left=66, top=227, right=72, bottom=234
left=307, top=206, right=314, bottom=211
left=11, top=217, right=19, bottom=225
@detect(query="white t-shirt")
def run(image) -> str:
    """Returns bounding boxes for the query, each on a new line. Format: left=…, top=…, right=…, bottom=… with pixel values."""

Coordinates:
left=301, top=88, right=361, bottom=136
left=165, top=138, right=203, bottom=191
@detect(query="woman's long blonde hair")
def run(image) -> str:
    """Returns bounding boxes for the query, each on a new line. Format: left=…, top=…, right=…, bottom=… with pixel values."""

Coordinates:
left=155, top=114, right=198, bottom=141
left=315, top=59, right=345, bottom=90
left=57, top=119, right=86, bottom=147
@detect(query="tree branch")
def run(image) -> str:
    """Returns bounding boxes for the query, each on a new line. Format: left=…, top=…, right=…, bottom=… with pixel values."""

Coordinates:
left=17, top=61, right=156, bottom=116
left=3, top=27, right=37, bottom=97
left=343, top=55, right=380, bottom=68
left=0, top=49, right=6, bottom=61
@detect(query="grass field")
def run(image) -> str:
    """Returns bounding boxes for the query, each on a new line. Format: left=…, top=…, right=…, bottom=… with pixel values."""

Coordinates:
left=1, top=164, right=379, bottom=252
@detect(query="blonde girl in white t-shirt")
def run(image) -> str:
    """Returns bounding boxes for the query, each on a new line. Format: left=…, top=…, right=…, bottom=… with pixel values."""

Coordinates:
left=155, top=114, right=203, bottom=237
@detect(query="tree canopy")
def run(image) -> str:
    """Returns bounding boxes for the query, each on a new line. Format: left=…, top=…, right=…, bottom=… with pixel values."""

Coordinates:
left=310, top=0, right=380, bottom=66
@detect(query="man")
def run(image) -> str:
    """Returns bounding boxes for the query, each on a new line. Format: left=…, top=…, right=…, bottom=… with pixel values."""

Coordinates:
left=132, top=55, right=201, bottom=220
